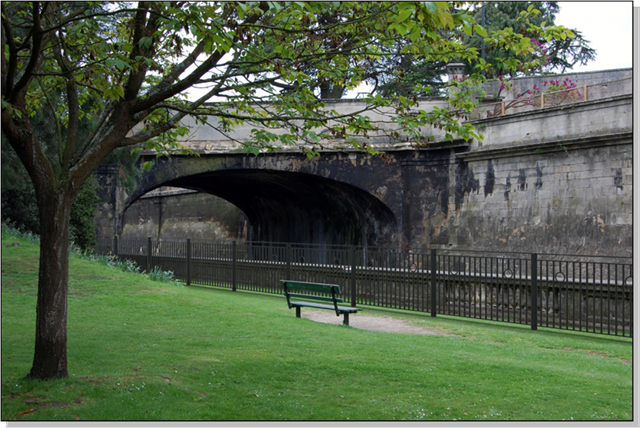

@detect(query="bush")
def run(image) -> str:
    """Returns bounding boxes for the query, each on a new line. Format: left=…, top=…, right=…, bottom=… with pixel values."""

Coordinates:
left=1, top=188, right=39, bottom=235
left=72, top=247, right=181, bottom=286
left=1, top=222, right=40, bottom=242
left=70, top=181, right=100, bottom=251
left=147, top=266, right=179, bottom=285
left=2, top=178, right=100, bottom=251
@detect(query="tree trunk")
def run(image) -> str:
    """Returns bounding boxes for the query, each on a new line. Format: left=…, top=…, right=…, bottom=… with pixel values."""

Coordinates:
left=27, top=188, right=73, bottom=379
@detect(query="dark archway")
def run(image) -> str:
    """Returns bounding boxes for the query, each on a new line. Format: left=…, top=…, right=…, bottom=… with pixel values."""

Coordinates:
left=160, top=169, right=397, bottom=246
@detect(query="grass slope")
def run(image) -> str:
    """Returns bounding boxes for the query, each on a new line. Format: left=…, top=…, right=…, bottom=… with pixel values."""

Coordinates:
left=1, top=233, right=633, bottom=421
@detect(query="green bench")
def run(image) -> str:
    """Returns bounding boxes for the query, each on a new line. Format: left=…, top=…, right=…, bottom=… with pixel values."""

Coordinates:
left=280, top=280, right=362, bottom=326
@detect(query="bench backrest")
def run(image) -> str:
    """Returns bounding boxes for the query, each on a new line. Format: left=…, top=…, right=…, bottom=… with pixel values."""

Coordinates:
left=280, top=280, right=343, bottom=315
left=281, top=280, right=341, bottom=295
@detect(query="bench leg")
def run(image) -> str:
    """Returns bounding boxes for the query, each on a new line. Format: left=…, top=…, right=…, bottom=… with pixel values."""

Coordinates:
left=295, top=306, right=301, bottom=318
left=343, top=312, right=349, bottom=326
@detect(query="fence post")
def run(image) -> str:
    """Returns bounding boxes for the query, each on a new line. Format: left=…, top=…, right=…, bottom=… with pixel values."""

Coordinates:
left=540, top=92, right=545, bottom=109
left=186, top=239, right=191, bottom=286
left=286, top=243, right=291, bottom=280
left=113, top=235, right=118, bottom=257
left=232, top=240, right=237, bottom=292
left=531, top=253, right=538, bottom=330
left=430, top=249, right=437, bottom=317
left=147, top=237, right=152, bottom=273
left=350, top=245, right=357, bottom=307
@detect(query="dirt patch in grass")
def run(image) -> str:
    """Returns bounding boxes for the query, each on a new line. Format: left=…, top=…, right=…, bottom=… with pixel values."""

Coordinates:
left=555, top=347, right=631, bottom=364
left=8, top=393, right=83, bottom=418
left=302, top=310, right=457, bottom=336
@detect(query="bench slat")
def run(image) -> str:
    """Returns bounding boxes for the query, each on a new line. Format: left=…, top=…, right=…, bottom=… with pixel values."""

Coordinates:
left=286, top=292, right=344, bottom=303
left=280, top=280, right=341, bottom=294
left=290, top=301, right=362, bottom=313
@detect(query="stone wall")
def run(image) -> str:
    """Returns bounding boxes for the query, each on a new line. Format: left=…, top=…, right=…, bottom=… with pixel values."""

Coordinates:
left=120, top=189, right=248, bottom=241
left=444, top=140, right=632, bottom=256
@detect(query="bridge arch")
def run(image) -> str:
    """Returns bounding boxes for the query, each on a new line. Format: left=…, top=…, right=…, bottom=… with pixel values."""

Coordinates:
left=121, top=153, right=399, bottom=246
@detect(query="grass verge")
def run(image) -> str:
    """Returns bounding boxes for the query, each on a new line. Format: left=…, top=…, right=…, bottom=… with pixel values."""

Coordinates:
left=1, top=232, right=633, bottom=421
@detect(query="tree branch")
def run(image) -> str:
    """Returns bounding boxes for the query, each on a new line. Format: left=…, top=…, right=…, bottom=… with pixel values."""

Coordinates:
left=124, top=2, right=154, bottom=101
left=132, top=2, right=270, bottom=113
left=1, top=3, right=20, bottom=96
left=10, top=2, right=44, bottom=103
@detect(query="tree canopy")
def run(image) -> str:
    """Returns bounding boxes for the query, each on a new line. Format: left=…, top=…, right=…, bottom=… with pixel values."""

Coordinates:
left=375, top=2, right=596, bottom=97
left=1, top=1, right=577, bottom=380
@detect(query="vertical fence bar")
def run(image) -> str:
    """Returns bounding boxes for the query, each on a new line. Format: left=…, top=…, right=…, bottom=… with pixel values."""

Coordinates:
left=286, top=243, right=291, bottom=280
left=147, top=237, right=152, bottom=273
left=531, top=253, right=538, bottom=330
left=350, top=245, right=357, bottom=307
left=430, top=249, right=437, bottom=317
left=186, top=239, right=191, bottom=286
left=113, top=235, right=118, bottom=257
left=628, top=266, right=631, bottom=337
left=232, top=241, right=237, bottom=292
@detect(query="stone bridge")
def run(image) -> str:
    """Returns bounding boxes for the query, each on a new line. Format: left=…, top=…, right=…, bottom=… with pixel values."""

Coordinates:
left=94, top=68, right=633, bottom=255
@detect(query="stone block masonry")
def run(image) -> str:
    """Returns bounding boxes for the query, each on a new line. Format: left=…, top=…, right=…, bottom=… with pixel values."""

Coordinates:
left=450, top=140, right=631, bottom=256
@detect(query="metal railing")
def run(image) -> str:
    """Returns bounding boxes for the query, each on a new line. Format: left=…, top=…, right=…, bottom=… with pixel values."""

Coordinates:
left=465, top=77, right=632, bottom=120
left=94, top=237, right=633, bottom=338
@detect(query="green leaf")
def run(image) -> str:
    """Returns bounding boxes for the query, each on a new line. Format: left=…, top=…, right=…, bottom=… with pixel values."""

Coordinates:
left=245, top=146, right=260, bottom=156
left=423, top=2, right=438, bottom=14
left=115, top=58, right=127, bottom=71
left=474, top=25, right=488, bottom=38
left=237, top=3, right=247, bottom=19
left=396, top=9, right=412, bottom=24
left=434, top=1, right=449, bottom=11
left=409, top=25, right=421, bottom=42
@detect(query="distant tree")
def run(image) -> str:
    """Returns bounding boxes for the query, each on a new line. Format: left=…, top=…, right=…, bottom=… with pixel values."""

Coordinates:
left=466, top=1, right=596, bottom=78
left=376, top=2, right=595, bottom=97
left=1, top=1, right=575, bottom=380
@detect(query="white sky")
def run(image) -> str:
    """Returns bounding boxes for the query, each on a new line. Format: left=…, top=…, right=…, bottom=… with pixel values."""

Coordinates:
left=554, top=1, right=634, bottom=72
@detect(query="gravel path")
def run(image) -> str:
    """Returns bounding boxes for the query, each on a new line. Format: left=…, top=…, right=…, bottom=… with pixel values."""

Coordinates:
left=302, top=310, right=455, bottom=336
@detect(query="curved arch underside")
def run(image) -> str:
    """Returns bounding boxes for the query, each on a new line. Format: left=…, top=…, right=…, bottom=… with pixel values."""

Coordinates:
left=164, top=169, right=397, bottom=246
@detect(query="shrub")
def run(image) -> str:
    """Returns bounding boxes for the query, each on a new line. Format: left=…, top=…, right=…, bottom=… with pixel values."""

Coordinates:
left=70, top=181, right=100, bottom=251
left=147, top=266, right=179, bottom=286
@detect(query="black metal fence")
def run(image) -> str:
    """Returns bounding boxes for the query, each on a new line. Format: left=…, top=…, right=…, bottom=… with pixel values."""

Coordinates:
left=94, top=237, right=633, bottom=338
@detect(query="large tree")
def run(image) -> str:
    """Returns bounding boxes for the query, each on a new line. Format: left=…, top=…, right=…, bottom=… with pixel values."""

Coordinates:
left=1, top=1, right=575, bottom=380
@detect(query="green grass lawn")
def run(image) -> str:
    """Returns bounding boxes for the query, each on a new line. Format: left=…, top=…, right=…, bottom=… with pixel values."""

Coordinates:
left=1, top=232, right=633, bottom=421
